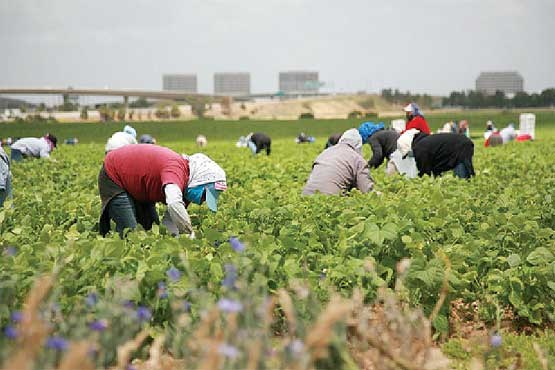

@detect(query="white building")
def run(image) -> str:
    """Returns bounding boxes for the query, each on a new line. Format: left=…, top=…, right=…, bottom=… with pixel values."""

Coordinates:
left=279, top=71, right=320, bottom=94
left=476, top=71, right=524, bottom=95
left=214, top=73, right=251, bottom=96
left=162, top=74, right=198, bottom=93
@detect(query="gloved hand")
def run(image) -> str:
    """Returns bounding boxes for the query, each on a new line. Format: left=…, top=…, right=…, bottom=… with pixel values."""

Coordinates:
left=188, top=231, right=196, bottom=240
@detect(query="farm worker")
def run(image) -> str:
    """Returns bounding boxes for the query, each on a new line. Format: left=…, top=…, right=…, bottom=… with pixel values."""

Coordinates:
left=458, top=120, right=470, bottom=137
left=325, top=133, right=342, bottom=149
left=98, top=144, right=227, bottom=238
left=403, top=103, right=431, bottom=134
left=105, top=125, right=137, bottom=153
left=139, top=134, right=156, bottom=144
left=296, top=132, right=315, bottom=144
left=196, top=135, right=207, bottom=148
left=248, top=132, right=271, bottom=155
left=302, top=129, right=374, bottom=195
left=10, top=134, right=57, bottom=161
left=484, top=120, right=496, bottom=139
left=0, top=146, right=12, bottom=207
left=358, top=121, right=400, bottom=174
left=412, top=133, right=475, bottom=179
left=500, top=123, right=517, bottom=143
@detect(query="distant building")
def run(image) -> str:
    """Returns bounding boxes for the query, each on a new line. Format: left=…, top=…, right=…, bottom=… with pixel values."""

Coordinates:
left=214, top=73, right=250, bottom=96
left=476, top=71, right=524, bottom=95
left=162, top=74, right=197, bottom=93
left=279, top=71, right=320, bottom=94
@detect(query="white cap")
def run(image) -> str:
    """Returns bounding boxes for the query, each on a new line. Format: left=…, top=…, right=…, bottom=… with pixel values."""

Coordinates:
left=403, top=103, right=413, bottom=112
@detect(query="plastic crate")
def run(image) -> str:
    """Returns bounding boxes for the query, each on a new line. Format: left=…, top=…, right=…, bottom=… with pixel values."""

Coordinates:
left=519, top=113, right=536, bottom=140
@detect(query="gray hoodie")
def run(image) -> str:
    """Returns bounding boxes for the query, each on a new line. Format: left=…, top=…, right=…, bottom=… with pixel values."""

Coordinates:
left=302, top=129, right=374, bottom=195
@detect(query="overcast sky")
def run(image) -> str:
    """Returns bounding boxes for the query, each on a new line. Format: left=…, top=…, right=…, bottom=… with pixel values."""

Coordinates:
left=1, top=0, right=554, bottom=95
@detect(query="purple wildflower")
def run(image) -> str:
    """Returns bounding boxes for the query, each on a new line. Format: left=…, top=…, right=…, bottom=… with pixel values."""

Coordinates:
left=166, top=266, right=181, bottom=282
left=136, top=306, right=152, bottom=322
left=222, top=264, right=238, bottom=288
left=126, top=365, right=137, bottom=370
left=46, top=336, right=68, bottom=351
left=4, top=326, right=18, bottom=339
left=10, top=311, right=22, bottom=322
left=89, top=319, right=108, bottom=332
left=182, top=300, right=191, bottom=312
left=218, top=343, right=240, bottom=359
left=4, top=246, right=17, bottom=257
left=85, top=293, right=98, bottom=307
left=123, top=300, right=135, bottom=309
left=288, top=339, right=304, bottom=355
left=229, top=237, right=245, bottom=253
left=490, top=334, right=502, bottom=348
left=217, top=298, right=243, bottom=313
left=157, top=281, right=168, bottom=299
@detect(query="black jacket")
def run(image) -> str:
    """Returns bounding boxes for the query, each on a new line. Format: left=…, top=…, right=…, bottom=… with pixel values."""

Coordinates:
left=250, top=132, right=271, bottom=155
left=368, top=129, right=399, bottom=168
left=412, top=133, right=475, bottom=177
left=325, top=133, right=342, bottom=149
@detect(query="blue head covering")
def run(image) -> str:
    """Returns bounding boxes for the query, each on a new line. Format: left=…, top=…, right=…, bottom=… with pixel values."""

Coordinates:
left=403, top=103, right=424, bottom=118
left=358, top=121, right=385, bottom=143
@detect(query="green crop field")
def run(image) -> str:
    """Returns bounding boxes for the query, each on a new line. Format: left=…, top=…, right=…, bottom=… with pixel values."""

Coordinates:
left=1, top=111, right=555, bottom=369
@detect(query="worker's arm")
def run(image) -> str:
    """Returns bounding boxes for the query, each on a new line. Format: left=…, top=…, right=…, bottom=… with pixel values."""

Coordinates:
left=355, top=160, right=374, bottom=193
left=164, top=183, right=194, bottom=236
left=368, top=136, right=384, bottom=168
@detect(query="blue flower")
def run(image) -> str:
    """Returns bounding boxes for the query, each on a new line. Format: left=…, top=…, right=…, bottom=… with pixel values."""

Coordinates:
left=4, top=326, right=17, bottom=339
left=4, top=246, right=17, bottom=257
left=85, top=293, right=98, bottom=307
left=229, top=237, right=245, bottom=253
left=10, top=311, right=22, bottom=322
left=490, top=334, right=502, bottom=348
left=222, top=264, right=237, bottom=288
left=182, top=300, right=191, bottom=312
left=89, top=319, right=108, bottom=332
left=157, top=282, right=168, bottom=299
left=136, top=306, right=152, bottom=322
left=217, top=298, right=243, bottom=313
left=46, top=336, right=68, bottom=351
left=218, top=343, right=240, bottom=359
left=166, top=266, right=181, bottom=282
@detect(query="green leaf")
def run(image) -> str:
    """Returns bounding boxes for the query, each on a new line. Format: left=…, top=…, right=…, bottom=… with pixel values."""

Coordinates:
left=507, top=254, right=521, bottom=268
left=526, top=247, right=554, bottom=266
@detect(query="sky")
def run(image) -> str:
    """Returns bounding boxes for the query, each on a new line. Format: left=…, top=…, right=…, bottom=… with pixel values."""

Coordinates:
left=1, top=0, right=554, bottom=96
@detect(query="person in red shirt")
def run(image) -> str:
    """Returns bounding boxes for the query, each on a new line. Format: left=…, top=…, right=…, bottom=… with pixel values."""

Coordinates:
left=402, top=103, right=431, bottom=135
left=98, top=144, right=227, bottom=238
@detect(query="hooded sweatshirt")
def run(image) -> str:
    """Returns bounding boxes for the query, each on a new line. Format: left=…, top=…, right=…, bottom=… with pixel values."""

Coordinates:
left=303, top=129, right=373, bottom=195
left=11, top=137, right=53, bottom=158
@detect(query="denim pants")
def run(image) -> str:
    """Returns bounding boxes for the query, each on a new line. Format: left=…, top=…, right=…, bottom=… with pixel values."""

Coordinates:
left=10, top=149, right=24, bottom=162
left=0, top=175, right=12, bottom=207
left=108, top=193, right=138, bottom=237
left=453, top=162, right=471, bottom=179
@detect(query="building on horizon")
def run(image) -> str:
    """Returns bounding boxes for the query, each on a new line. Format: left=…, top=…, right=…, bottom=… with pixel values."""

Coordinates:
left=214, top=72, right=250, bottom=96
left=475, top=71, right=523, bottom=96
left=279, top=71, right=320, bottom=94
left=162, top=74, right=197, bottom=93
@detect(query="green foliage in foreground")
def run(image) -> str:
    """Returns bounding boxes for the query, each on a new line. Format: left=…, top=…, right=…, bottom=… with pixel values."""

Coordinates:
left=0, top=117, right=554, bottom=367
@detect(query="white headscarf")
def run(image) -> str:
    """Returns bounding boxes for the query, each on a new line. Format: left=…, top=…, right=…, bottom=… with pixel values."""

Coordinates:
left=183, top=153, right=227, bottom=188
left=338, top=128, right=363, bottom=154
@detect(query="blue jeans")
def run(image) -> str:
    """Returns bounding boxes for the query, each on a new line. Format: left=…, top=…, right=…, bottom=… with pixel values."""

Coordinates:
left=10, top=149, right=24, bottom=162
left=0, top=175, right=12, bottom=207
left=453, top=162, right=471, bottom=179
left=108, top=193, right=138, bottom=237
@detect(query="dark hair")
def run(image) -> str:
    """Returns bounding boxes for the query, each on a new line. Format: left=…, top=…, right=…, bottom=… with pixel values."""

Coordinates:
left=46, top=134, right=58, bottom=148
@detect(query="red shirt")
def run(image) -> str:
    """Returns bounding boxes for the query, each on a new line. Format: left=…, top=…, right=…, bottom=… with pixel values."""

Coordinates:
left=104, top=144, right=189, bottom=203
left=404, top=115, right=431, bottom=135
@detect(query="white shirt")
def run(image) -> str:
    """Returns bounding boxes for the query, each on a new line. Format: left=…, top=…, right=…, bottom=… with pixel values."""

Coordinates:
left=105, top=132, right=137, bottom=152
left=162, top=183, right=194, bottom=237
left=11, top=137, right=52, bottom=158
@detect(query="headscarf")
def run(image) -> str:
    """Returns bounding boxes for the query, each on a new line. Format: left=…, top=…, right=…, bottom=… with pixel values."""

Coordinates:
left=403, top=103, right=424, bottom=117
left=123, top=125, right=137, bottom=138
left=358, top=121, right=385, bottom=143
left=183, top=153, right=227, bottom=211
left=338, top=128, right=363, bottom=154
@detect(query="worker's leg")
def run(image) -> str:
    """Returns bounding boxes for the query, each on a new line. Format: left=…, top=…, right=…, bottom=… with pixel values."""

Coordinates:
left=108, top=192, right=138, bottom=237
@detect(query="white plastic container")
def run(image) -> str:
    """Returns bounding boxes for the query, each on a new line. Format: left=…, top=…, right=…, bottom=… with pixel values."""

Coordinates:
left=519, top=113, right=536, bottom=140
